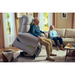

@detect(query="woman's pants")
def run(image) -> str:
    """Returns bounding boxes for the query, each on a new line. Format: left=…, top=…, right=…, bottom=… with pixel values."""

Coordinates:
left=53, top=37, right=63, bottom=46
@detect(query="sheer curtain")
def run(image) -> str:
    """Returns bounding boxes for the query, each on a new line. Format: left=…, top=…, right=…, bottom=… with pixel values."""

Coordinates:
left=3, top=13, right=16, bottom=47
left=9, top=13, right=16, bottom=45
left=38, top=13, right=53, bottom=31
left=38, top=13, right=43, bottom=30
left=48, top=13, right=53, bottom=29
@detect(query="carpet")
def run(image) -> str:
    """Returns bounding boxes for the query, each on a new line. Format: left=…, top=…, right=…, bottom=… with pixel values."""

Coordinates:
left=17, top=46, right=75, bottom=62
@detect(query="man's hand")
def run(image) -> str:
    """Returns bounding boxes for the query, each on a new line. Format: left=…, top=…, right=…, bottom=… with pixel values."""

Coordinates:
left=38, top=36, right=42, bottom=42
left=56, top=35, right=60, bottom=38
left=44, top=32, right=47, bottom=38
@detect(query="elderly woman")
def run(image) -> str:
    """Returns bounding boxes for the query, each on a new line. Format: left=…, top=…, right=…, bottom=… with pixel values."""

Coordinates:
left=49, top=25, right=64, bottom=50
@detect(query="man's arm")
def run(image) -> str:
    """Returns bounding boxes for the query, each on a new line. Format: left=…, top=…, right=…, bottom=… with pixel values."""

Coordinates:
left=31, top=26, right=43, bottom=41
left=40, top=30, right=47, bottom=38
left=31, top=25, right=39, bottom=37
left=38, top=36, right=42, bottom=42
left=40, top=30, right=44, bottom=34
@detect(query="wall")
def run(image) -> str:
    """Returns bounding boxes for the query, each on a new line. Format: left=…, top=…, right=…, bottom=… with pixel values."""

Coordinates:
left=56, top=13, right=72, bottom=28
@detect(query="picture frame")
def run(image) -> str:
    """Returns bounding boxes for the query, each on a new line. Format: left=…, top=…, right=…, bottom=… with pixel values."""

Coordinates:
left=61, top=13, right=67, bottom=19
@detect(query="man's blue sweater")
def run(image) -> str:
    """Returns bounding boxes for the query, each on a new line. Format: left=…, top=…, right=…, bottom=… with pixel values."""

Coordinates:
left=30, top=23, right=44, bottom=37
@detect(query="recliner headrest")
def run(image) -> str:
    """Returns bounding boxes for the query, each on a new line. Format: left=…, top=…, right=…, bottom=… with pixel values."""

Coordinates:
left=22, top=15, right=34, bottom=25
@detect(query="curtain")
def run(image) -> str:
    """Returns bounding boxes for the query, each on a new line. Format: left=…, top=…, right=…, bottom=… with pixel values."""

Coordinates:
left=52, top=13, right=56, bottom=28
left=14, top=13, right=18, bottom=37
left=72, top=13, right=75, bottom=29
left=38, top=13, right=43, bottom=30
left=3, top=13, right=16, bottom=47
left=9, top=13, right=16, bottom=45
left=48, top=13, right=53, bottom=29
left=0, top=13, right=5, bottom=48
left=33, top=13, right=38, bottom=18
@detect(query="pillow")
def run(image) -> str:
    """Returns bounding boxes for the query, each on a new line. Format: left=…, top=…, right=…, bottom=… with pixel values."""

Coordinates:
left=65, top=29, right=75, bottom=38
left=54, top=28, right=66, bottom=37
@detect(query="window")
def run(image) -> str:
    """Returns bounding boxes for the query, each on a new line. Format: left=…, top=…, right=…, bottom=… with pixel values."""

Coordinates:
left=5, top=13, right=11, bottom=35
left=43, top=13, right=49, bottom=31
left=38, top=13, right=52, bottom=32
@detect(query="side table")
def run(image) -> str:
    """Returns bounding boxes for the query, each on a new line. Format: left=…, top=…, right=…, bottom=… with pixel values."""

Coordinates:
left=64, top=43, right=75, bottom=60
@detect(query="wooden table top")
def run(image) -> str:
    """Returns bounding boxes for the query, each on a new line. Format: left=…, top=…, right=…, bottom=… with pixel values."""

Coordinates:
left=64, top=43, right=75, bottom=50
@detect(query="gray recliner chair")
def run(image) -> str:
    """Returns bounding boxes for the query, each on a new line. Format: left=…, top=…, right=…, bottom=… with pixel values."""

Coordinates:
left=12, top=15, right=42, bottom=59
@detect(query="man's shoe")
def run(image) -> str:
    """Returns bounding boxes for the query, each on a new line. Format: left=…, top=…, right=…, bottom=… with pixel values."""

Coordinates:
left=50, top=53, right=57, bottom=56
left=46, top=57, right=55, bottom=61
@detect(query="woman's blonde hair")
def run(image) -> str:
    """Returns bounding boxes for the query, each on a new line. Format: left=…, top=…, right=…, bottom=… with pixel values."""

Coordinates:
left=50, top=25, right=54, bottom=30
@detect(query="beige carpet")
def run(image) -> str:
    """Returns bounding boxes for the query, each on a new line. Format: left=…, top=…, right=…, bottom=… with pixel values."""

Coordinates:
left=17, top=46, right=75, bottom=62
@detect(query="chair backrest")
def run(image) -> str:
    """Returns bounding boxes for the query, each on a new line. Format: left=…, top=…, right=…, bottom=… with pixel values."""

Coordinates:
left=19, top=15, right=34, bottom=33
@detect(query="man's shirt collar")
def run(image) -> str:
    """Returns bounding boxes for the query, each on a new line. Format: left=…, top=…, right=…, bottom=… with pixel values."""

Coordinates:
left=34, top=23, right=37, bottom=26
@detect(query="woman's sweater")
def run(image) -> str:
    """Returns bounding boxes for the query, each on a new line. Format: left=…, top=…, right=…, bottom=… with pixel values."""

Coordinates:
left=49, top=30, right=58, bottom=39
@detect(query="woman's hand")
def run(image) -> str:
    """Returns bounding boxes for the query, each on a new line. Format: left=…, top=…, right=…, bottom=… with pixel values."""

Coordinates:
left=56, top=35, right=60, bottom=38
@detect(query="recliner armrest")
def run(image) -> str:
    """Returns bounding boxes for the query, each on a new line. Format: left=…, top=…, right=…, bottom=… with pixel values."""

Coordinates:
left=17, top=32, right=39, bottom=47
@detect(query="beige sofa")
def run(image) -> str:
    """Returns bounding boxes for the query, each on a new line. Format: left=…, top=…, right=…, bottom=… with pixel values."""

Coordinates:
left=48, top=28, right=75, bottom=46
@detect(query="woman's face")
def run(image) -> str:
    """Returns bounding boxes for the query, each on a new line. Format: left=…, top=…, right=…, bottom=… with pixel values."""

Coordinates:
left=51, top=26, right=54, bottom=30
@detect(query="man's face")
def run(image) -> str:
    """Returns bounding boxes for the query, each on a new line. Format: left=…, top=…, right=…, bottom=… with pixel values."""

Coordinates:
left=35, top=19, right=39, bottom=25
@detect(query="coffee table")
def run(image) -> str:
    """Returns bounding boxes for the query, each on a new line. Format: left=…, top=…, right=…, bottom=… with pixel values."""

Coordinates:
left=64, top=43, right=75, bottom=60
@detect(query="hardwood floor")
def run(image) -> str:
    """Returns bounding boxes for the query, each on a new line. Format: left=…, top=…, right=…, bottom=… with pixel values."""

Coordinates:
left=0, top=45, right=20, bottom=59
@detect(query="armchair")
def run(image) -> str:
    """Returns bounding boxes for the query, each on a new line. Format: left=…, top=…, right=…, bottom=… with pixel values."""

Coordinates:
left=12, top=15, right=42, bottom=59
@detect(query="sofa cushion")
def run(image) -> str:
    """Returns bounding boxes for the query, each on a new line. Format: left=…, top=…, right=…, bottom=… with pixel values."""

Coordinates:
left=54, top=28, right=66, bottom=38
left=63, top=38, right=75, bottom=42
left=65, top=29, right=75, bottom=38
left=62, top=38, right=75, bottom=45
left=49, top=38, right=75, bottom=46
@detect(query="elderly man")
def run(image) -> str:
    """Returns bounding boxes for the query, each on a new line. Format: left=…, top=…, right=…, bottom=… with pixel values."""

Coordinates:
left=30, top=17, right=57, bottom=61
